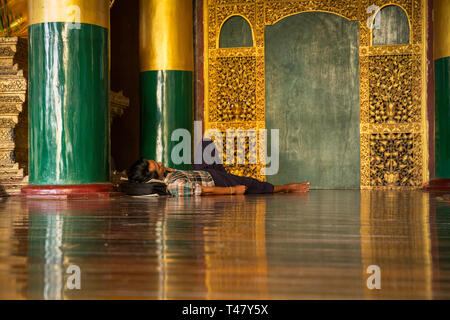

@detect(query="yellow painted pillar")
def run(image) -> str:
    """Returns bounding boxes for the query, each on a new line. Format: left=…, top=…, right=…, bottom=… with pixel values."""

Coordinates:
left=139, top=0, right=194, bottom=169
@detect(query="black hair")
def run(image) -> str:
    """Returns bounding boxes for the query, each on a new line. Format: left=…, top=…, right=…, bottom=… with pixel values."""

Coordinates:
left=122, top=157, right=169, bottom=196
left=127, top=157, right=156, bottom=183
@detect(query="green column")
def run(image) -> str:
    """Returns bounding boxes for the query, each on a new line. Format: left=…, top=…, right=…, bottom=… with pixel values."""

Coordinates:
left=434, top=0, right=450, bottom=178
left=140, top=70, right=193, bottom=169
left=435, top=57, right=450, bottom=178
left=28, top=0, right=110, bottom=185
left=139, top=0, right=194, bottom=170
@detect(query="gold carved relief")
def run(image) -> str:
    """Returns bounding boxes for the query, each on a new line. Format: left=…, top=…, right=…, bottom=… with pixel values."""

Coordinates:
left=204, top=0, right=428, bottom=188
left=212, top=56, right=257, bottom=122
left=264, top=0, right=360, bottom=24
left=368, top=54, right=420, bottom=124
left=0, top=37, right=28, bottom=196
left=369, top=133, right=422, bottom=187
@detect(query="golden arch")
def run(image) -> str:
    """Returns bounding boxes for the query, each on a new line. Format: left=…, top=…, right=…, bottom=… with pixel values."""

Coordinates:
left=369, top=4, right=412, bottom=46
left=217, top=14, right=255, bottom=49
left=269, top=9, right=357, bottom=26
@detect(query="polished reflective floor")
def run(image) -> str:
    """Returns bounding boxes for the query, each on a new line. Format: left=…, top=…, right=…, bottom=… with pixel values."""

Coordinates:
left=0, top=190, right=449, bottom=299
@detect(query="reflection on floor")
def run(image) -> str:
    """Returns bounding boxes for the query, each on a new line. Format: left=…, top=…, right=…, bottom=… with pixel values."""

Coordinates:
left=0, top=190, right=449, bottom=299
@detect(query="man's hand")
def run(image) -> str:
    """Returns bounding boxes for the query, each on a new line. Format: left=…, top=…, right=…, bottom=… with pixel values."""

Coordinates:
left=233, top=185, right=248, bottom=195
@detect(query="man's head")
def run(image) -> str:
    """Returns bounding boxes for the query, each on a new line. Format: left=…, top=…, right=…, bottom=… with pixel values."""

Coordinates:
left=147, top=159, right=165, bottom=180
left=128, top=158, right=166, bottom=183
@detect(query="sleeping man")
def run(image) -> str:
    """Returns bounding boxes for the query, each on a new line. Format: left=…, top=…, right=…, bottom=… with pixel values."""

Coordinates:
left=125, top=140, right=309, bottom=197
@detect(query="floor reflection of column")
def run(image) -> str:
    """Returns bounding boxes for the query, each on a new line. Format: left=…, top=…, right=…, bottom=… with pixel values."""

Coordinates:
left=155, top=213, right=165, bottom=300
left=156, top=197, right=172, bottom=300
left=0, top=199, right=28, bottom=299
left=25, top=199, right=121, bottom=299
left=202, top=196, right=268, bottom=300
left=430, top=195, right=450, bottom=299
left=360, top=191, right=432, bottom=299
left=154, top=197, right=209, bottom=299
left=26, top=201, right=68, bottom=300
left=43, top=214, right=64, bottom=300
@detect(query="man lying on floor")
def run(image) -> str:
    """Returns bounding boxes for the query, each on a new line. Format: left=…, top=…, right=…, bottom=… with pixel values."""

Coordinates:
left=123, top=140, right=310, bottom=196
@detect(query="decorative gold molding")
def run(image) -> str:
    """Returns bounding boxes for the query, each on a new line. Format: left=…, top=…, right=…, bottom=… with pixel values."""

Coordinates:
left=204, top=0, right=428, bottom=188
left=217, top=14, right=257, bottom=48
left=110, top=90, right=130, bottom=121
left=28, top=0, right=110, bottom=29
left=434, top=0, right=450, bottom=60
left=0, top=37, right=28, bottom=195
left=139, top=0, right=194, bottom=72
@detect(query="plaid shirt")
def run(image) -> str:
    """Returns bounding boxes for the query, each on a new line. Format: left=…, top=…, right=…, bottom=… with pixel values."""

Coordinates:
left=164, top=170, right=215, bottom=197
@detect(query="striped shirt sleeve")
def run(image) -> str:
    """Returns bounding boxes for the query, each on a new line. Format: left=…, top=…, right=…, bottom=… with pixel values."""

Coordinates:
left=166, top=179, right=203, bottom=197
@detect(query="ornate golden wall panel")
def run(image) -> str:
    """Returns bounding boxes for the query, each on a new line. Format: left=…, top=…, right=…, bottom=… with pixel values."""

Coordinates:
left=204, top=0, right=428, bottom=188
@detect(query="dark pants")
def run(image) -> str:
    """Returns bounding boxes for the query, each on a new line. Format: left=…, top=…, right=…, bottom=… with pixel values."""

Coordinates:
left=193, top=140, right=274, bottom=194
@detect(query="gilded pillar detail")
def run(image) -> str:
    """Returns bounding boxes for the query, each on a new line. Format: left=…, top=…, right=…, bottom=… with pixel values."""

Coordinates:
left=0, top=37, right=27, bottom=196
left=139, top=0, right=194, bottom=169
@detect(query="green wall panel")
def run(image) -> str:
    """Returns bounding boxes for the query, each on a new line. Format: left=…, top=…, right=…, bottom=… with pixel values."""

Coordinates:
left=140, top=70, right=193, bottom=170
left=372, top=5, right=410, bottom=46
left=435, top=57, right=450, bottom=178
left=219, top=15, right=253, bottom=48
left=28, top=22, right=110, bottom=185
left=265, top=12, right=360, bottom=189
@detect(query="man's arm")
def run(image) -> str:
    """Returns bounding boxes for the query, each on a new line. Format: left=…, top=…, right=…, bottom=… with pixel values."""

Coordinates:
left=201, top=186, right=247, bottom=195
left=166, top=178, right=248, bottom=196
left=166, top=179, right=201, bottom=196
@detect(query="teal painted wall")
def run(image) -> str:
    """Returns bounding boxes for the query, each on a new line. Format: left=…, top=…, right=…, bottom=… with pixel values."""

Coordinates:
left=219, top=16, right=253, bottom=48
left=265, top=12, right=360, bottom=189
left=28, top=23, right=110, bottom=185
left=373, top=5, right=410, bottom=46
left=435, top=57, right=450, bottom=178
left=140, top=70, right=193, bottom=170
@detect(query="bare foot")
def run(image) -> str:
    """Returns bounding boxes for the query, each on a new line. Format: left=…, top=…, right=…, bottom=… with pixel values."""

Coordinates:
left=284, top=182, right=310, bottom=193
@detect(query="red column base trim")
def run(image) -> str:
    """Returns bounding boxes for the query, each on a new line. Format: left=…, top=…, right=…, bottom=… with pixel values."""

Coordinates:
left=21, top=184, right=124, bottom=200
left=422, top=179, right=450, bottom=192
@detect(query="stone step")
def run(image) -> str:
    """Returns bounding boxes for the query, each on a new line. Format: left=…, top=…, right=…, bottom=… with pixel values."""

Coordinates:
left=0, top=178, right=25, bottom=184
left=0, top=70, right=20, bottom=76
left=0, top=182, right=25, bottom=187
left=0, top=181, right=27, bottom=187
left=0, top=182, right=27, bottom=196
left=0, top=162, right=19, bottom=169
left=0, top=165, right=23, bottom=169
left=0, top=118, right=18, bottom=128
left=0, top=178, right=26, bottom=185
left=0, top=78, right=27, bottom=94
left=0, top=167, right=25, bottom=178
left=0, top=171, right=25, bottom=179
left=19, top=191, right=123, bottom=200
left=0, top=178, right=27, bottom=185
left=0, top=104, right=22, bottom=114
left=0, top=96, right=25, bottom=104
